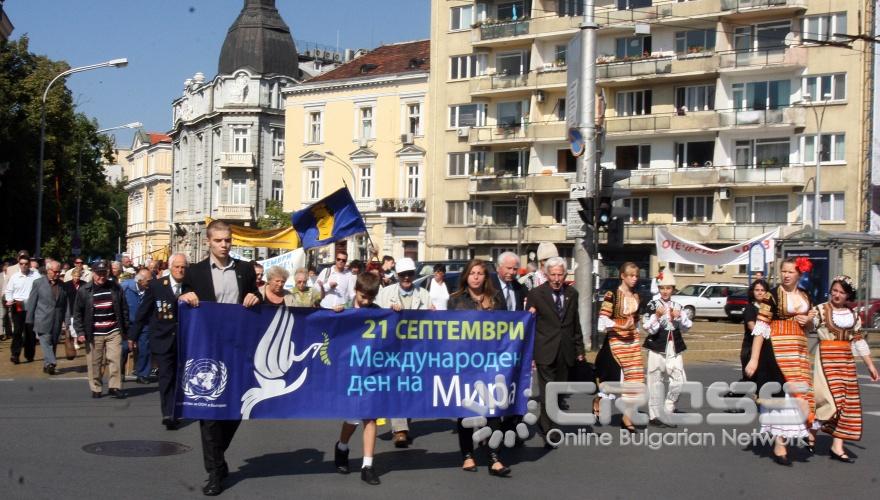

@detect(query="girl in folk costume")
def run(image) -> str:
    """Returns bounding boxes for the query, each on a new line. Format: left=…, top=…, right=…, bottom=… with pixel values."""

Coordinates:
left=642, top=271, right=692, bottom=428
left=595, top=262, right=643, bottom=432
left=744, top=257, right=816, bottom=466
left=812, top=276, right=879, bottom=463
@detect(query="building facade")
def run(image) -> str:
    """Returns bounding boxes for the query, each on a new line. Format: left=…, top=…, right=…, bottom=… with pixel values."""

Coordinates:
left=0, top=0, right=13, bottom=42
left=124, top=131, right=172, bottom=265
left=428, top=0, right=873, bottom=286
left=283, top=41, right=430, bottom=262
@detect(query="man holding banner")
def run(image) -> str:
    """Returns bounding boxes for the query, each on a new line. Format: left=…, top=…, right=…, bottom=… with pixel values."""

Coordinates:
left=179, top=220, right=262, bottom=497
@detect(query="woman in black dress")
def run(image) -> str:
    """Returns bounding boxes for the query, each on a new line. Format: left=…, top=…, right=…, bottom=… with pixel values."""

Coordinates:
left=447, top=259, right=510, bottom=477
left=740, top=279, right=769, bottom=378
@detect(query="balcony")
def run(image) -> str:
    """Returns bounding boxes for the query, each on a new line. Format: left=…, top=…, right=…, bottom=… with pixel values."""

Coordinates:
left=718, top=47, right=807, bottom=73
left=375, top=198, right=426, bottom=217
left=215, top=205, right=254, bottom=220
left=618, top=165, right=807, bottom=191
left=717, top=107, right=805, bottom=129
left=128, top=222, right=146, bottom=234
left=470, top=72, right=533, bottom=96
left=535, top=68, right=566, bottom=89
left=605, top=115, right=672, bottom=135
left=470, top=225, right=567, bottom=244
left=720, top=0, right=806, bottom=19
left=477, top=19, right=529, bottom=41
left=604, top=107, right=804, bottom=138
left=218, top=152, right=255, bottom=172
left=597, top=54, right=719, bottom=86
left=468, top=121, right=565, bottom=145
left=471, top=15, right=580, bottom=48
left=468, top=172, right=573, bottom=195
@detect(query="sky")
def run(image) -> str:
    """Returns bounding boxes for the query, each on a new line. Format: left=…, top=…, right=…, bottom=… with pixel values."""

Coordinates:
left=5, top=0, right=430, bottom=147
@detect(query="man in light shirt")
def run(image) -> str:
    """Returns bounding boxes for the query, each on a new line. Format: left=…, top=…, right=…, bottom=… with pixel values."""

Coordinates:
left=5, top=253, right=40, bottom=364
left=317, top=251, right=355, bottom=310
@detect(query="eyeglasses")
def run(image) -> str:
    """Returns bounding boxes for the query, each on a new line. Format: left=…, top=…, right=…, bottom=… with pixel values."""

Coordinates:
left=336, top=258, right=347, bottom=262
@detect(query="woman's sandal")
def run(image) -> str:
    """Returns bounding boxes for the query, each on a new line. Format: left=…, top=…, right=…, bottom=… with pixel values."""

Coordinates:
left=461, top=453, right=477, bottom=472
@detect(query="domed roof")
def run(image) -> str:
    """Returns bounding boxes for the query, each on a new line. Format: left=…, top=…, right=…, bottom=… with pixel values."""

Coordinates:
left=218, top=0, right=300, bottom=78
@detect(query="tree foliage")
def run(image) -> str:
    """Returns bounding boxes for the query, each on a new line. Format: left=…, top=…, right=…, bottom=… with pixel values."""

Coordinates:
left=256, top=200, right=292, bottom=230
left=0, top=36, right=126, bottom=261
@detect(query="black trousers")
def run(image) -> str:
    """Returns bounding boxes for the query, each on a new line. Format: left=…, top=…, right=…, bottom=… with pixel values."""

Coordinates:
left=154, top=350, right=177, bottom=419
left=10, top=308, right=35, bottom=361
left=200, top=420, right=241, bottom=475
left=457, top=417, right=502, bottom=458
left=535, top=358, right=570, bottom=435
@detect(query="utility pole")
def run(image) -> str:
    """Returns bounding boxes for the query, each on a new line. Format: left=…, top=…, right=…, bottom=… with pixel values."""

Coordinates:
left=574, top=0, right=598, bottom=350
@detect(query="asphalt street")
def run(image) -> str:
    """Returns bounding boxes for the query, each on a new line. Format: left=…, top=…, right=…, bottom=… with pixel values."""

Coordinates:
left=1, top=361, right=879, bottom=500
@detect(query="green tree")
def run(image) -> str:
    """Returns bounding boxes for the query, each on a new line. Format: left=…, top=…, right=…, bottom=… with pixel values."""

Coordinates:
left=256, top=200, right=292, bottom=230
left=0, top=36, right=125, bottom=260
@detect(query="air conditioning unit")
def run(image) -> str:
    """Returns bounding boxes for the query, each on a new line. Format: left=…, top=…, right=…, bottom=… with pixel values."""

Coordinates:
left=457, top=127, right=471, bottom=138
left=358, top=137, right=369, bottom=148
left=718, top=188, right=731, bottom=200
left=401, top=133, right=414, bottom=145
left=536, top=90, right=545, bottom=103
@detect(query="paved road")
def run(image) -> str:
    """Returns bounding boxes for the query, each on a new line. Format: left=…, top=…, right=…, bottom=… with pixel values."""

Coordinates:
left=2, top=362, right=879, bottom=499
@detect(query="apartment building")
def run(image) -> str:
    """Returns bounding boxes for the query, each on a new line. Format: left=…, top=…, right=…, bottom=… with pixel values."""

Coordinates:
left=283, top=41, right=430, bottom=262
left=125, top=131, right=172, bottom=265
left=428, top=0, right=872, bottom=286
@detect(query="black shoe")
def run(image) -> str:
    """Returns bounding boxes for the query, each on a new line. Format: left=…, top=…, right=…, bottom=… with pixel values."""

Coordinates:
left=136, top=376, right=150, bottom=384
left=772, top=453, right=792, bottom=467
left=202, top=474, right=223, bottom=496
left=162, top=417, right=180, bottom=430
left=108, top=389, right=127, bottom=399
left=487, top=452, right=511, bottom=477
left=91, top=391, right=102, bottom=399
left=461, top=453, right=477, bottom=472
left=10, top=356, right=19, bottom=364
left=45, top=364, right=56, bottom=375
left=648, top=418, right=665, bottom=427
left=334, top=442, right=350, bottom=474
left=830, top=450, right=855, bottom=463
left=25, top=358, right=33, bottom=363
left=361, top=466, right=380, bottom=485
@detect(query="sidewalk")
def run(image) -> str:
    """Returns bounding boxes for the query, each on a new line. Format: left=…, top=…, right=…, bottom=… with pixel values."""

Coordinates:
left=0, top=336, right=87, bottom=379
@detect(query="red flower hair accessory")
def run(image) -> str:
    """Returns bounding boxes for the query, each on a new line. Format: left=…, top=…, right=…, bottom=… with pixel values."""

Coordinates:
left=795, top=257, right=813, bottom=274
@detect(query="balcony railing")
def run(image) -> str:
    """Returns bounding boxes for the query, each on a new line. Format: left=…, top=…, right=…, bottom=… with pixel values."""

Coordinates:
left=717, top=107, right=805, bottom=128
left=605, top=115, right=673, bottom=134
left=376, top=198, right=425, bottom=213
left=605, top=107, right=804, bottom=134
left=478, top=19, right=529, bottom=40
left=618, top=165, right=807, bottom=189
left=469, top=172, right=573, bottom=194
left=470, top=72, right=531, bottom=94
left=128, top=222, right=146, bottom=233
left=216, top=205, right=253, bottom=220
left=597, top=57, right=673, bottom=79
left=721, top=0, right=803, bottom=11
left=472, top=225, right=566, bottom=243
left=718, top=47, right=806, bottom=70
left=219, top=152, right=255, bottom=170
left=468, top=121, right=565, bottom=144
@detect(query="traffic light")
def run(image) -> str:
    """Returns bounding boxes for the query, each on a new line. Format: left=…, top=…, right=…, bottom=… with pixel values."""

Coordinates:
left=598, top=167, right=632, bottom=248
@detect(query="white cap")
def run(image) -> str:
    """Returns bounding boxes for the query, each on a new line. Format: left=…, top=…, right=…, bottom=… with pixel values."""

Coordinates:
left=536, top=242, right=559, bottom=261
left=396, top=257, right=416, bottom=274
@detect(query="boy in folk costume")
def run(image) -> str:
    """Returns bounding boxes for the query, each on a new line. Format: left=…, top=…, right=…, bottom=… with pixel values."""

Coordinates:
left=642, top=271, right=691, bottom=428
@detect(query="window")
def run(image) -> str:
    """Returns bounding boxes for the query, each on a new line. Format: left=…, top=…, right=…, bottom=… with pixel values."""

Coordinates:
left=497, top=1, right=526, bottom=20
left=359, top=106, right=374, bottom=140
left=616, top=90, right=652, bottom=116
left=495, top=150, right=529, bottom=176
left=803, top=13, right=847, bottom=42
left=803, top=74, right=846, bottom=102
left=734, top=138, right=790, bottom=167
left=271, top=180, right=283, bottom=202
left=272, top=128, right=284, bottom=157
left=447, top=247, right=474, bottom=260
left=669, top=263, right=705, bottom=275
left=307, top=167, right=321, bottom=200
left=357, top=164, right=372, bottom=199
left=803, top=193, right=845, bottom=222
left=554, top=199, right=568, bottom=224
left=674, top=195, right=713, bottom=222
left=675, top=85, right=715, bottom=112
left=450, top=4, right=473, bottom=30
left=230, top=177, right=248, bottom=205
left=803, top=134, right=845, bottom=164
left=407, top=103, right=422, bottom=135
left=554, top=45, right=567, bottom=65
left=447, top=201, right=483, bottom=225
left=307, top=111, right=322, bottom=143
left=450, top=54, right=488, bottom=80
left=623, top=197, right=649, bottom=222
left=732, top=80, right=791, bottom=110
left=496, top=51, right=527, bottom=76
left=449, top=103, right=488, bottom=127
left=557, top=149, right=576, bottom=173
left=676, top=141, right=715, bottom=168
left=448, top=152, right=486, bottom=176
left=734, top=196, right=788, bottom=223
left=615, top=35, right=652, bottom=58
left=232, top=128, right=248, bottom=153
left=556, top=98, right=566, bottom=121
left=675, top=30, right=716, bottom=54
left=617, top=0, right=651, bottom=10
left=557, top=0, right=583, bottom=16
left=406, top=162, right=421, bottom=198
left=492, top=201, right=521, bottom=226
left=497, top=101, right=524, bottom=128
left=615, top=145, right=650, bottom=170
left=734, top=21, right=791, bottom=52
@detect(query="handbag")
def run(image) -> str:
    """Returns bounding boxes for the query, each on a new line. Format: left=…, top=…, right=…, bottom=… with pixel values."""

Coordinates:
left=569, top=357, right=596, bottom=383
left=62, top=326, right=76, bottom=360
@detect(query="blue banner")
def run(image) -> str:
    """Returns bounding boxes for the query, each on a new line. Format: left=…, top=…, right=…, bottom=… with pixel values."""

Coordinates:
left=291, top=187, right=367, bottom=249
left=176, top=303, right=535, bottom=420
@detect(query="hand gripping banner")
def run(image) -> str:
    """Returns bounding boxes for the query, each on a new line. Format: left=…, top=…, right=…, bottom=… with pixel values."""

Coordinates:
left=175, top=303, right=535, bottom=420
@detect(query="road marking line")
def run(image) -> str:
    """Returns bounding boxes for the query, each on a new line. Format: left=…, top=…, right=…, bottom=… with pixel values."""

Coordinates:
left=49, top=376, right=88, bottom=381
left=0, top=378, right=13, bottom=382
left=863, top=384, right=880, bottom=389
left=865, top=411, right=880, bottom=417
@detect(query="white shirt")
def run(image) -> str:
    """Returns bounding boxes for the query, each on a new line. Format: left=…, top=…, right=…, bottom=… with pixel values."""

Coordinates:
left=318, top=267, right=354, bottom=308
left=428, top=278, right=450, bottom=310
left=5, top=269, right=39, bottom=302
left=498, top=280, right=517, bottom=311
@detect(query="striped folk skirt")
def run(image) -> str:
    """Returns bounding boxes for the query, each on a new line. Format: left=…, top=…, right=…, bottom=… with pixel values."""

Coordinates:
left=596, top=328, right=645, bottom=385
left=814, top=340, right=863, bottom=441
left=768, top=319, right=815, bottom=425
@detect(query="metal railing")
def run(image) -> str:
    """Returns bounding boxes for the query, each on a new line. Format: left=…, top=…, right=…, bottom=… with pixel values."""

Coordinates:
left=479, top=19, right=529, bottom=40
left=717, top=107, right=805, bottom=127
left=721, top=0, right=801, bottom=11
left=718, top=47, right=806, bottom=69
left=596, top=57, right=673, bottom=79
left=376, top=198, right=425, bottom=213
left=470, top=72, right=531, bottom=93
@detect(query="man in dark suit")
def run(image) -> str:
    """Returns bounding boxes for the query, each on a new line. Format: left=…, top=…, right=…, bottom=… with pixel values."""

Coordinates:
left=130, top=253, right=188, bottom=430
left=526, top=256, right=585, bottom=447
left=25, top=259, right=68, bottom=375
left=492, top=251, right=527, bottom=312
left=178, top=220, right=261, bottom=497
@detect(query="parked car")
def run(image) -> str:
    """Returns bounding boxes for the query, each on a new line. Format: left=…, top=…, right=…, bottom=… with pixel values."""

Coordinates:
left=724, top=288, right=750, bottom=322
left=853, top=298, right=880, bottom=330
left=412, top=271, right=499, bottom=295
left=672, top=282, right=748, bottom=320
left=416, top=260, right=479, bottom=277
left=594, top=278, right=654, bottom=314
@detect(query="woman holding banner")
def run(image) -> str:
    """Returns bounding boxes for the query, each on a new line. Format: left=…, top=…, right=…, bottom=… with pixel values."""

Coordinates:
left=595, top=262, right=643, bottom=433
left=744, top=257, right=816, bottom=466
left=811, top=276, right=880, bottom=463
left=447, top=259, right=510, bottom=477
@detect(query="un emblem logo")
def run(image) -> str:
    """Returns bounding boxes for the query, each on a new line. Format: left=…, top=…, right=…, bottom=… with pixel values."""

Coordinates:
left=182, top=358, right=229, bottom=401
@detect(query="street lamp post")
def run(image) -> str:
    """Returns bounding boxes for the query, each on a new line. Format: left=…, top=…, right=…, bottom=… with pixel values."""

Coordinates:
left=806, top=94, right=832, bottom=235
left=324, top=150, right=356, bottom=186
left=35, top=57, right=128, bottom=258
